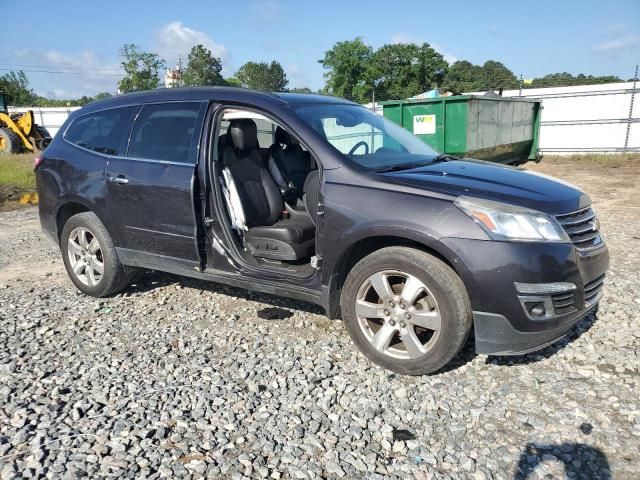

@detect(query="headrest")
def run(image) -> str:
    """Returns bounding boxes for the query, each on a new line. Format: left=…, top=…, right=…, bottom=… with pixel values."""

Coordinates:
left=275, top=126, right=299, bottom=146
left=229, top=119, right=258, bottom=151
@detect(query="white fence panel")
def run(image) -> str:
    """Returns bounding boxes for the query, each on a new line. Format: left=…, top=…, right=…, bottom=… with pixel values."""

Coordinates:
left=470, top=82, right=638, bottom=154
left=7, top=106, right=81, bottom=138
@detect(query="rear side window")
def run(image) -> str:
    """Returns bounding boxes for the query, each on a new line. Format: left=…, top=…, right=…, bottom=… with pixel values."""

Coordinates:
left=65, top=106, right=135, bottom=155
left=127, top=103, right=201, bottom=163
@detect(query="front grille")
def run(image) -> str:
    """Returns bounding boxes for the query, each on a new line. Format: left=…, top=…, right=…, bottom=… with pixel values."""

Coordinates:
left=584, top=274, right=605, bottom=307
left=556, top=207, right=602, bottom=250
left=551, top=291, right=577, bottom=315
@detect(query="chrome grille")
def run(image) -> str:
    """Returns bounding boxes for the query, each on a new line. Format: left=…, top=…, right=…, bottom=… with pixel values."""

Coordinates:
left=556, top=207, right=602, bottom=250
left=584, top=274, right=605, bottom=307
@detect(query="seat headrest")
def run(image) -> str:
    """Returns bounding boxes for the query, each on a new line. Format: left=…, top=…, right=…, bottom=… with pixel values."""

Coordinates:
left=275, top=126, right=299, bottom=146
left=229, top=119, right=258, bottom=151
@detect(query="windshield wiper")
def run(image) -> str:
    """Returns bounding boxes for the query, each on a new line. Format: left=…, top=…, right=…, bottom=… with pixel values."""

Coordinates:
left=430, top=153, right=459, bottom=163
left=371, top=154, right=460, bottom=173
left=371, top=162, right=429, bottom=173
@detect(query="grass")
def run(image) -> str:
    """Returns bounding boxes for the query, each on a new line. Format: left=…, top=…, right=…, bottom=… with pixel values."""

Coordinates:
left=0, top=154, right=36, bottom=189
left=541, top=153, right=638, bottom=167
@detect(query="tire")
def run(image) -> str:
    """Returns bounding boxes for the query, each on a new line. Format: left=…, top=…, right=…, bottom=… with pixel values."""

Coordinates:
left=0, top=127, right=22, bottom=154
left=34, top=125, right=51, bottom=151
left=60, top=212, right=131, bottom=297
left=341, top=246, right=472, bottom=375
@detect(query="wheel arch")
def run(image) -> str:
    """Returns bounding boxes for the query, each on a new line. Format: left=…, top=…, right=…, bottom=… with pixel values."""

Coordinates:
left=55, top=199, right=99, bottom=242
left=325, top=232, right=469, bottom=320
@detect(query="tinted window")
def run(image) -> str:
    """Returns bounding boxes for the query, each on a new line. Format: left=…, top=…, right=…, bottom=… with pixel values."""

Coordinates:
left=65, top=107, right=135, bottom=155
left=128, top=103, right=201, bottom=163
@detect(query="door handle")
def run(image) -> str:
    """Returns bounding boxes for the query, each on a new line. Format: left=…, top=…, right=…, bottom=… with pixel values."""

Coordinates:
left=109, top=176, right=129, bottom=185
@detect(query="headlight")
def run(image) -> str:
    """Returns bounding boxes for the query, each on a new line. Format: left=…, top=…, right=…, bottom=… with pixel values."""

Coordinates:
left=454, top=196, right=570, bottom=242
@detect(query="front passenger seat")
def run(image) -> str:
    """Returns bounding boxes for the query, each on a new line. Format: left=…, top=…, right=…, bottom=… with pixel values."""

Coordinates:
left=223, top=119, right=315, bottom=261
left=268, top=126, right=313, bottom=198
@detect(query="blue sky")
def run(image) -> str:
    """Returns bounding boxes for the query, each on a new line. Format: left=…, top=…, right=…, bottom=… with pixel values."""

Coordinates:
left=1, top=0, right=639, bottom=98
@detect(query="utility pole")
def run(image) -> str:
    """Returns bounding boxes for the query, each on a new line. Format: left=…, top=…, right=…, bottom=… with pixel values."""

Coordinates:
left=178, top=55, right=183, bottom=87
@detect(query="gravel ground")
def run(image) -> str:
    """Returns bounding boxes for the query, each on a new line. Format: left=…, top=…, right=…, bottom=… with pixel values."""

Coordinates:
left=0, top=159, right=639, bottom=479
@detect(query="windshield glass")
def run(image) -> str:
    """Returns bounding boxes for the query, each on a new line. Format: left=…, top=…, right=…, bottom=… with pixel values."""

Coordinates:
left=295, top=103, right=439, bottom=170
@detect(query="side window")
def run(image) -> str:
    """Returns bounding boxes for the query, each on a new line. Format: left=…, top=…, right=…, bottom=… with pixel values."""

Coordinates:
left=127, top=103, right=201, bottom=163
left=65, top=106, right=135, bottom=155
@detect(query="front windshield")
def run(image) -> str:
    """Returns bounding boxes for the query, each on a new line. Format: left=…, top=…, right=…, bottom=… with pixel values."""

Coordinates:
left=295, top=103, right=439, bottom=170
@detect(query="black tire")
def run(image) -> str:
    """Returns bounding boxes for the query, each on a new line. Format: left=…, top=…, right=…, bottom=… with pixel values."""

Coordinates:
left=60, top=212, right=131, bottom=297
left=0, top=127, right=22, bottom=154
left=341, top=246, right=472, bottom=375
left=34, top=125, right=51, bottom=151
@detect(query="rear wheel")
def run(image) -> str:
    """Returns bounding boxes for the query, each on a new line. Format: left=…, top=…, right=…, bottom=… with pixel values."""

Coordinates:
left=61, top=212, right=130, bottom=297
left=341, top=247, right=472, bottom=375
left=0, top=127, right=22, bottom=154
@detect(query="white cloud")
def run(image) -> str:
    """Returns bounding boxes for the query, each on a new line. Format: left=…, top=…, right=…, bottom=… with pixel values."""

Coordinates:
left=430, top=43, right=458, bottom=65
left=390, top=33, right=457, bottom=64
left=593, top=35, right=638, bottom=54
left=155, top=21, right=231, bottom=74
left=13, top=48, right=121, bottom=98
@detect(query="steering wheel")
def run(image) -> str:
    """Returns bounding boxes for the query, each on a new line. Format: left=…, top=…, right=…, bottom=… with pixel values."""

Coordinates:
left=348, top=141, right=369, bottom=156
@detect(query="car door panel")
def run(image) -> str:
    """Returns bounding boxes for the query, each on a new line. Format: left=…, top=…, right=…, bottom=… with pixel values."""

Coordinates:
left=105, top=102, right=206, bottom=262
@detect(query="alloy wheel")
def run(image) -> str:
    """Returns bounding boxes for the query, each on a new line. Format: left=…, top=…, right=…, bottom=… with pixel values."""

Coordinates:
left=67, top=227, right=104, bottom=287
left=355, top=270, right=442, bottom=360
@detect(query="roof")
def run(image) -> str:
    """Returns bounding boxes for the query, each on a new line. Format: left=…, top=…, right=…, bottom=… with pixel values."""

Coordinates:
left=84, top=87, right=356, bottom=113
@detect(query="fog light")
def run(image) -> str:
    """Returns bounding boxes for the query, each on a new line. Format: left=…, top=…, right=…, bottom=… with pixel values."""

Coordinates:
left=526, top=302, right=546, bottom=317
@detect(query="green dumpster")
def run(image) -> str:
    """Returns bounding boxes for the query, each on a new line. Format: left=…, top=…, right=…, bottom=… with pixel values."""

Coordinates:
left=381, top=95, right=542, bottom=165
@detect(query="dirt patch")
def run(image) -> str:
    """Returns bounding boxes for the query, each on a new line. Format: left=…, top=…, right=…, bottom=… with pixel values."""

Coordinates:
left=0, top=185, right=38, bottom=212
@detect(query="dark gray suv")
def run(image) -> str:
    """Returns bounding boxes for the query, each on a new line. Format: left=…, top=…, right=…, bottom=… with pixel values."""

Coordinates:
left=35, top=88, right=608, bottom=375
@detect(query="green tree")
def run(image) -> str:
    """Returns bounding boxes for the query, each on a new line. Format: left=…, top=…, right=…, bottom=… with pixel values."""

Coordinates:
left=369, top=43, right=448, bottom=100
left=182, top=44, right=225, bottom=86
left=443, top=60, right=485, bottom=92
left=481, top=60, right=518, bottom=89
left=443, top=60, right=517, bottom=93
left=0, top=70, right=37, bottom=106
left=235, top=61, right=289, bottom=91
left=319, top=38, right=373, bottom=102
left=94, top=92, right=112, bottom=101
left=531, top=72, right=622, bottom=88
left=225, top=77, right=242, bottom=87
left=117, top=44, right=164, bottom=93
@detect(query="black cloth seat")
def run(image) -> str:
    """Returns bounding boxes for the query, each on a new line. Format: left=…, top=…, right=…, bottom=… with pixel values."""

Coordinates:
left=268, top=126, right=314, bottom=197
left=222, top=119, right=314, bottom=260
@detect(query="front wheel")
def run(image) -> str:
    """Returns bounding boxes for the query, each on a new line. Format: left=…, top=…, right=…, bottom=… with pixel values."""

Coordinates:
left=60, top=212, right=130, bottom=297
left=341, top=247, right=472, bottom=375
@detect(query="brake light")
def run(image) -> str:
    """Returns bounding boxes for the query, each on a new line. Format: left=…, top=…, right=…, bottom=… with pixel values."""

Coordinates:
left=34, top=156, right=44, bottom=170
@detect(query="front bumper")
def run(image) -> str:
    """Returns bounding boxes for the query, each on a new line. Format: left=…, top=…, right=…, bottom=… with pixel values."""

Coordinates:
left=440, top=237, right=609, bottom=356
left=473, top=304, right=597, bottom=355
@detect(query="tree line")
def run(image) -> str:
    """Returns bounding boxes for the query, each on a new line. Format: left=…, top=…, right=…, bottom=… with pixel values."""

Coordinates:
left=319, top=38, right=626, bottom=102
left=0, top=37, right=628, bottom=107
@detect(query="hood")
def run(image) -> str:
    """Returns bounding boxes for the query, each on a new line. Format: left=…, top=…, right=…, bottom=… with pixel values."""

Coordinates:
left=379, top=159, right=590, bottom=214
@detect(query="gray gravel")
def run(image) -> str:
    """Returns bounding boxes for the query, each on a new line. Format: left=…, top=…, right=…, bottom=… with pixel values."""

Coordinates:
left=0, top=203, right=638, bottom=479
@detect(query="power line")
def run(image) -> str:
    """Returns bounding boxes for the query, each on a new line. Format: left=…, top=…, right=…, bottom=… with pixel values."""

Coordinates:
left=0, top=63, right=123, bottom=72
left=0, top=68, right=122, bottom=77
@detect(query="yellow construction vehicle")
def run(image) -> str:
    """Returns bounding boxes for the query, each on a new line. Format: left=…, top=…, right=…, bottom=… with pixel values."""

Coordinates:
left=0, top=91, right=51, bottom=154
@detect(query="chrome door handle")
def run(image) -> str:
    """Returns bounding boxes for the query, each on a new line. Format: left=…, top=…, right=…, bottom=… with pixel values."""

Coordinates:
left=109, top=176, right=129, bottom=184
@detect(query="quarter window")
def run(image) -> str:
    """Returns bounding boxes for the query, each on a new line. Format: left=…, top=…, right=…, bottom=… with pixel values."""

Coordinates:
left=127, top=103, right=201, bottom=163
left=65, top=106, right=135, bottom=155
